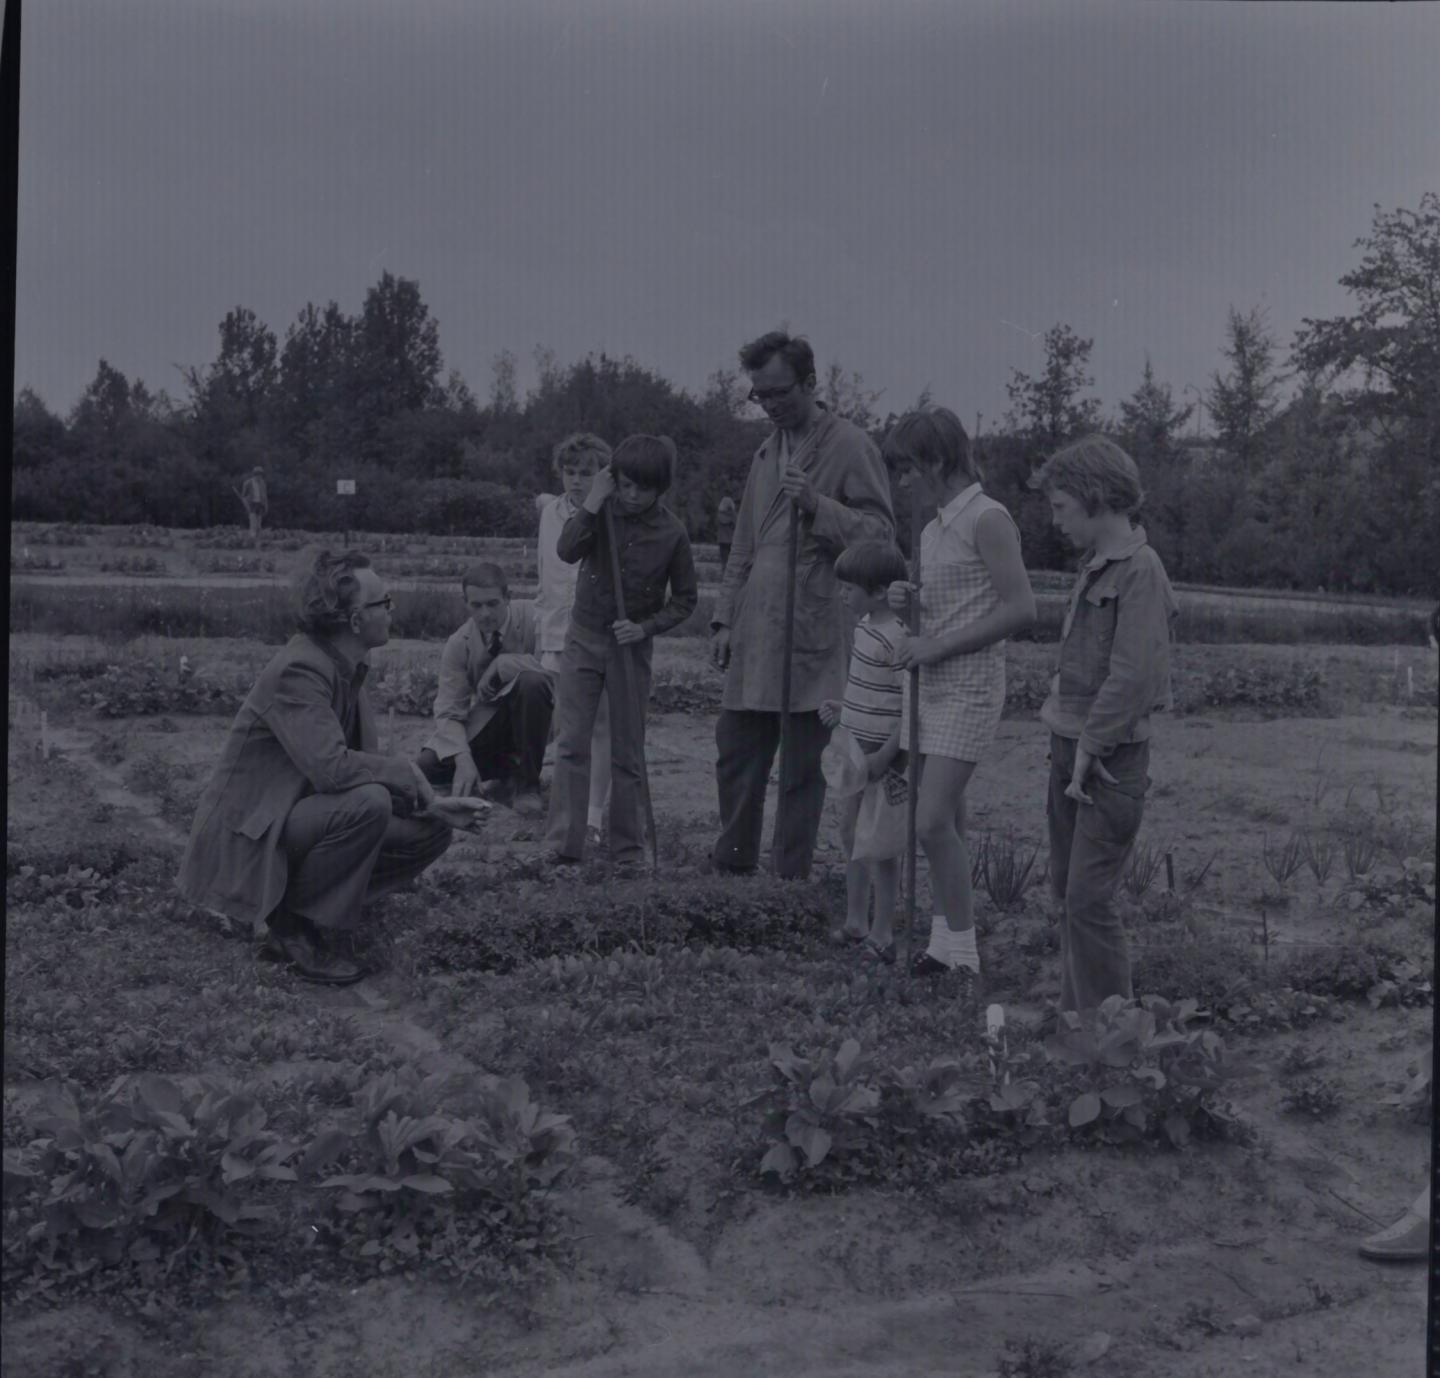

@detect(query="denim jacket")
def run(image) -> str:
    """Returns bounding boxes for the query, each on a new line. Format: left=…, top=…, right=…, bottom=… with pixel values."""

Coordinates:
left=1039, top=526, right=1179, bottom=755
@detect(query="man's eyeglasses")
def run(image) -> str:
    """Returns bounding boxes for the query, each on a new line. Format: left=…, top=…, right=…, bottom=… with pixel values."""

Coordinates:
left=361, top=595, right=394, bottom=612
left=747, top=381, right=802, bottom=405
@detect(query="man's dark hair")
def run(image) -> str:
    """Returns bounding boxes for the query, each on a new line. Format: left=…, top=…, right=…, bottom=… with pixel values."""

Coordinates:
left=738, top=330, right=815, bottom=383
left=611, top=434, right=677, bottom=494
left=461, top=562, right=509, bottom=597
left=298, top=550, right=371, bottom=636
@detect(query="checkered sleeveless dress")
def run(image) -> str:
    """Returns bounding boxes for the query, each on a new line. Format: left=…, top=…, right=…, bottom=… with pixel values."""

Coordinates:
left=900, top=486, right=1015, bottom=762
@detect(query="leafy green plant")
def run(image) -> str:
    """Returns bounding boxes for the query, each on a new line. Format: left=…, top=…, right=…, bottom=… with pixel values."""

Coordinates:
left=1190, top=662, right=1326, bottom=711
left=1281, top=1076, right=1343, bottom=1119
left=305, top=1068, right=575, bottom=1217
left=1342, top=825, right=1381, bottom=881
left=751, top=1039, right=882, bottom=1181
left=1279, top=1044, right=1326, bottom=1075
left=99, top=554, right=168, bottom=576
left=1121, top=842, right=1165, bottom=900
left=996, top=1336, right=1074, bottom=1378
left=1262, top=832, right=1307, bottom=896
left=1302, top=832, right=1337, bottom=886
left=5, top=1076, right=298, bottom=1280
left=980, top=831, right=1040, bottom=911
left=1043, top=996, right=1239, bottom=1148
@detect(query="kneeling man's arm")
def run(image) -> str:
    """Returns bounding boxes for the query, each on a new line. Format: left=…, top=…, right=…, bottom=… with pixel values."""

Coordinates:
left=266, top=660, right=417, bottom=802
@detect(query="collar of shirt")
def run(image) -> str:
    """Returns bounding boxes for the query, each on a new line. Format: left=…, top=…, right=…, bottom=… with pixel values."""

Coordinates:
left=936, top=482, right=984, bottom=527
left=466, top=607, right=512, bottom=653
left=314, top=636, right=368, bottom=687
left=1081, top=524, right=1149, bottom=573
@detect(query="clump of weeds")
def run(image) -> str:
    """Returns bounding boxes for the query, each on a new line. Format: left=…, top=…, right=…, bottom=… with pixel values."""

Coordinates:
left=1281, top=1075, right=1343, bottom=1119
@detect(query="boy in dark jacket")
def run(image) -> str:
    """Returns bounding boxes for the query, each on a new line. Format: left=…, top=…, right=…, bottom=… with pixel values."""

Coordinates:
left=543, top=434, right=698, bottom=867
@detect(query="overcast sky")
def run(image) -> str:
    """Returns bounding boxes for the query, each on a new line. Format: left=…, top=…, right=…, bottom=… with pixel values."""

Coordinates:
left=15, top=0, right=1440, bottom=431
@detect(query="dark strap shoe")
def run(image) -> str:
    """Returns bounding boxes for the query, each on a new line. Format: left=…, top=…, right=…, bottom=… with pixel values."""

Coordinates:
left=263, top=910, right=365, bottom=986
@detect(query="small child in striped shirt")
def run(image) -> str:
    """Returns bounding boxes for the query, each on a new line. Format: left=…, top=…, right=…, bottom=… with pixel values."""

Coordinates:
left=820, top=541, right=910, bottom=962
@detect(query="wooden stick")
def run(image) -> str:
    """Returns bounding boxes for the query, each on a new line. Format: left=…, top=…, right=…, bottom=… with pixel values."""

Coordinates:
left=771, top=498, right=801, bottom=876
left=904, top=498, right=924, bottom=978
left=601, top=500, right=660, bottom=876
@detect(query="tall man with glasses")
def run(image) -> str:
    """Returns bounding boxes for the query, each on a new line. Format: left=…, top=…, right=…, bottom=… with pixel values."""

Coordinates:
left=179, top=550, right=481, bottom=985
left=710, top=331, right=895, bottom=878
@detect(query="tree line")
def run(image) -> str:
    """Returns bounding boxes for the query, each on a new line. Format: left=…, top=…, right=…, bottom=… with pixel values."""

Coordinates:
left=12, top=195, right=1438, bottom=595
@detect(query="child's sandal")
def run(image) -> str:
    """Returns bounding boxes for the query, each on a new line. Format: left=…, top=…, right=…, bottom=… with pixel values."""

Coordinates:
left=859, top=938, right=896, bottom=966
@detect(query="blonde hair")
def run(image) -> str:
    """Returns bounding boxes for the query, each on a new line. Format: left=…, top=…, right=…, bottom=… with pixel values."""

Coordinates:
left=1033, top=435, right=1144, bottom=516
left=881, top=407, right=979, bottom=484
left=551, top=432, right=611, bottom=478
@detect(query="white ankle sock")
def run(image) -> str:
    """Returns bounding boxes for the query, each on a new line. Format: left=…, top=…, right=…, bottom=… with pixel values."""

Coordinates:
left=927, top=921, right=980, bottom=973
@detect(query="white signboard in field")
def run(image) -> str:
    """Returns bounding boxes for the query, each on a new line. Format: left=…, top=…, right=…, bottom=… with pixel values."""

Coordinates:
left=336, top=479, right=356, bottom=495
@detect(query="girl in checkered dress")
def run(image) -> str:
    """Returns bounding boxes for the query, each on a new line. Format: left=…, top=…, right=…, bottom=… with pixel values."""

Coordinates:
left=883, top=409, right=1037, bottom=997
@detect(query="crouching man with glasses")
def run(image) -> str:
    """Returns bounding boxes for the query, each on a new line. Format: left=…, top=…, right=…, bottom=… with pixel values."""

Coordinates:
left=178, top=550, right=486, bottom=985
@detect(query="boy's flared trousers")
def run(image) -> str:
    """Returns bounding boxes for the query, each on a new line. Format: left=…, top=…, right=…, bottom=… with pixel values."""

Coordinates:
left=1046, top=734, right=1150, bottom=1012
left=545, top=621, right=652, bottom=864
left=712, top=709, right=830, bottom=879
left=278, top=783, right=452, bottom=932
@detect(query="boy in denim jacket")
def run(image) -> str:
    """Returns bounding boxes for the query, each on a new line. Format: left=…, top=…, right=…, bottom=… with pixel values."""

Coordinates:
left=1033, top=436, right=1179, bottom=1013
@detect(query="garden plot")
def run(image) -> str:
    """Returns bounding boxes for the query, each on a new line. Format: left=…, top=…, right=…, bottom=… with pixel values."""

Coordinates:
left=4, top=625, right=1435, bottom=1378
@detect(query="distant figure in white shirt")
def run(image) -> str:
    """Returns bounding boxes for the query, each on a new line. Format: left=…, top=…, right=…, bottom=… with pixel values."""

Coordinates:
left=534, top=433, right=614, bottom=848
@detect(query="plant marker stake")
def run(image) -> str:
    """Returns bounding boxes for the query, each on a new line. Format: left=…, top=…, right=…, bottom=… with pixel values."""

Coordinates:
left=601, top=498, right=660, bottom=877
left=903, top=497, right=924, bottom=983
left=771, top=498, right=801, bottom=876
left=40, top=710, right=50, bottom=761
left=1165, top=850, right=1176, bottom=893
left=985, top=1004, right=1007, bottom=1088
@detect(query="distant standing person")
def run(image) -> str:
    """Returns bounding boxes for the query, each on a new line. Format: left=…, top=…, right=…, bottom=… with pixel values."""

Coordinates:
left=710, top=330, right=895, bottom=879
left=240, top=466, right=268, bottom=546
left=715, top=493, right=737, bottom=576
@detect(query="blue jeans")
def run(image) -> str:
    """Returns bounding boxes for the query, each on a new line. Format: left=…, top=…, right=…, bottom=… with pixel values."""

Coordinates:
left=1046, top=734, right=1149, bottom=1012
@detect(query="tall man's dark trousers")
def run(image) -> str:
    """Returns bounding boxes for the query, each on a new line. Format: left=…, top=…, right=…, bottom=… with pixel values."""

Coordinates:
left=713, top=709, right=830, bottom=879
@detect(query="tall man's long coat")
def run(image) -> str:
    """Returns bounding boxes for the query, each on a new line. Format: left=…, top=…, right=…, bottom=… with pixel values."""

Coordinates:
left=713, top=407, right=895, bottom=713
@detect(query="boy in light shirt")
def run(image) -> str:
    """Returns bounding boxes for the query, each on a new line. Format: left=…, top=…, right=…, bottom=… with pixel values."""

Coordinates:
left=535, top=433, right=613, bottom=846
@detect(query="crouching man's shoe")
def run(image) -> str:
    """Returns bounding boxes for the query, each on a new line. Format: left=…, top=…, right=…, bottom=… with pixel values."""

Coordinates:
left=262, top=909, right=365, bottom=986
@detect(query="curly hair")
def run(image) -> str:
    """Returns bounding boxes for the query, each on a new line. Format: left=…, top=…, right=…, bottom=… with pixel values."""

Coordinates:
left=551, top=431, right=611, bottom=477
left=738, top=330, right=816, bottom=384
left=297, top=550, right=371, bottom=637
left=1032, top=435, right=1145, bottom=517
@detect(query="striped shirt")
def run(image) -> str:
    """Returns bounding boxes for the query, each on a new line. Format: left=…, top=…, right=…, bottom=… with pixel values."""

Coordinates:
left=841, top=614, right=907, bottom=748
